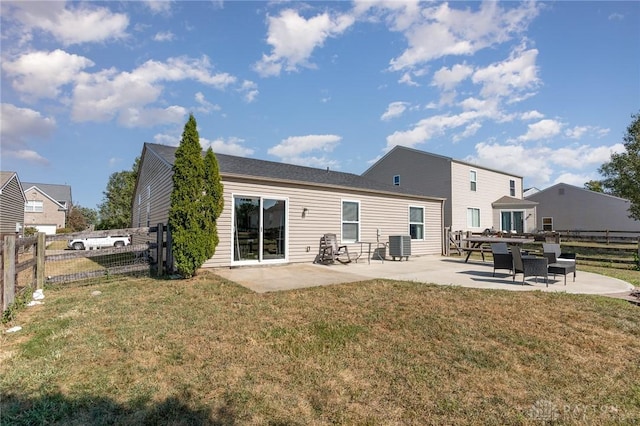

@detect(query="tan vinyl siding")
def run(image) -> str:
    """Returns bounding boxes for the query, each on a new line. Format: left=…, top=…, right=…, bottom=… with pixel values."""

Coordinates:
left=0, top=175, right=25, bottom=235
left=202, top=178, right=443, bottom=268
left=450, top=162, right=522, bottom=232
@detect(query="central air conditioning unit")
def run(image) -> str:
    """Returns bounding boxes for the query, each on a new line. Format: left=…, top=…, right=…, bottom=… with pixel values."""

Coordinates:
left=388, top=235, right=411, bottom=261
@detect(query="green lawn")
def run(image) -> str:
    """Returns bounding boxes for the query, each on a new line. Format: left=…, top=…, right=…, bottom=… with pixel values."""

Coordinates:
left=1, top=272, right=639, bottom=425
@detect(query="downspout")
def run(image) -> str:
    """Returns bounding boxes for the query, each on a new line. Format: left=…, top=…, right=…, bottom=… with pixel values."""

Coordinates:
left=441, top=199, right=446, bottom=256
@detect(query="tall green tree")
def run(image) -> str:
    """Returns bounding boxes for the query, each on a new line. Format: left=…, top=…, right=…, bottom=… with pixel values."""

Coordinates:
left=67, top=204, right=98, bottom=232
left=583, top=180, right=604, bottom=193
left=168, top=114, right=210, bottom=277
left=202, top=147, right=224, bottom=259
left=97, top=158, right=139, bottom=229
left=599, top=111, right=640, bottom=220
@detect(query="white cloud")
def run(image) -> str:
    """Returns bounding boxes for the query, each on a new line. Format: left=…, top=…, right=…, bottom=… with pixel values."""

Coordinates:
left=553, top=172, right=595, bottom=187
left=268, top=134, right=341, bottom=158
left=398, top=72, right=420, bottom=86
left=144, top=1, right=173, bottom=15
left=239, top=80, right=259, bottom=103
left=467, top=141, right=626, bottom=188
left=201, top=137, right=255, bottom=157
left=431, top=63, right=473, bottom=91
left=385, top=107, right=501, bottom=149
left=2, top=49, right=94, bottom=100
left=452, top=122, right=482, bottom=142
left=194, top=92, right=221, bottom=114
left=381, top=102, right=409, bottom=121
left=5, top=2, right=128, bottom=46
left=118, top=105, right=187, bottom=128
left=608, top=13, right=624, bottom=21
left=472, top=45, right=540, bottom=100
left=516, top=119, right=563, bottom=141
left=0, top=103, right=56, bottom=150
left=387, top=1, right=540, bottom=71
left=5, top=149, right=50, bottom=165
left=71, top=56, right=236, bottom=123
left=254, top=9, right=355, bottom=77
left=521, top=110, right=544, bottom=120
left=153, top=31, right=175, bottom=42
left=565, top=125, right=610, bottom=139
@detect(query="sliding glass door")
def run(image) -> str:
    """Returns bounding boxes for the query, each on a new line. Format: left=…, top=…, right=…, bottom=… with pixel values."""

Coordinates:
left=233, top=196, right=287, bottom=263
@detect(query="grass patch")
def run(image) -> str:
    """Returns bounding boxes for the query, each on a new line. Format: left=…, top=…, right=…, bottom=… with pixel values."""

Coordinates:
left=1, top=273, right=639, bottom=424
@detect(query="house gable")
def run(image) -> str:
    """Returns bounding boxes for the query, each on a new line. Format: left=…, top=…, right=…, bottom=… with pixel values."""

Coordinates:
left=0, top=171, right=27, bottom=235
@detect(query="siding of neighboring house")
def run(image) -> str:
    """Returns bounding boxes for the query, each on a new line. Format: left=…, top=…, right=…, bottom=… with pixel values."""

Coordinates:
left=22, top=183, right=71, bottom=234
left=23, top=187, right=67, bottom=234
left=361, top=147, right=453, bottom=227
left=134, top=143, right=445, bottom=269
left=450, top=162, right=525, bottom=232
left=363, top=146, right=527, bottom=233
left=0, top=171, right=26, bottom=237
left=525, top=183, right=640, bottom=233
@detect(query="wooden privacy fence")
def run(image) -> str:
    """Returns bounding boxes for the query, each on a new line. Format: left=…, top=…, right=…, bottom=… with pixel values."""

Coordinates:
left=1, top=224, right=173, bottom=313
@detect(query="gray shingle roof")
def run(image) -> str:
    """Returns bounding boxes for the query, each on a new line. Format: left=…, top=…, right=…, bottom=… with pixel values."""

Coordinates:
left=22, top=182, right=72, bottom=205
left=145, top=143, right=444, bottom=200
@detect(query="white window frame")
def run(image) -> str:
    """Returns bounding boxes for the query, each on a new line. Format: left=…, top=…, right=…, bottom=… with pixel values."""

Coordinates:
left=341, top=199, right=360, bottom=243
left=25, top=200, right=44, bottom=213
left=467, top=207, right=480, bottom=228
left=509, top=180, right=516, bottom=197
left=393, top=175, right=400, bottom=186
left=470, top=170, right=477, bottom=192
left=409, top=206, right=425, bottom=240
left=542, top=217, right=553, bottom=231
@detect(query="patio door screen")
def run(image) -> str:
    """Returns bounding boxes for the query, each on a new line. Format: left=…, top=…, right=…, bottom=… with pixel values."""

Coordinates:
left=501, top=211, right=524, bottom=233
left=233, top=196, right=287, bottom=263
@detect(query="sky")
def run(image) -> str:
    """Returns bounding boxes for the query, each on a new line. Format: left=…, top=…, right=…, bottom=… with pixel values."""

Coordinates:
left=1, top=1, right=639, bottom=210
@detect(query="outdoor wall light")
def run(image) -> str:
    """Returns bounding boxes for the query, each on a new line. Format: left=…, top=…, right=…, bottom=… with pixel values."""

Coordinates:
left=302, top=207, right=309, bottom=217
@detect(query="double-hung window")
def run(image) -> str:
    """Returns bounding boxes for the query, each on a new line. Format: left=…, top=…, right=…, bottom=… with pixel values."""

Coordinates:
left=342, top=200, right=360, bottom=243
left=409, top=206, right=424, bottom=240
left=470, top=170, right=477, bottom=191
left=393, top=175, right=400, bottom=186
left=509, top=180, right=516, bottom=197
left=467, top=208, right=480, bottom=228
left=25, top=200, right=44, bottom=213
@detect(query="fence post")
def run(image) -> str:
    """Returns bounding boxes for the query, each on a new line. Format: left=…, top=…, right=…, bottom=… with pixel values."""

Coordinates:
left=3, top=236, right=16, bottom=312
left=36, top=232, right=46, bottom=289
left=165, top=225, right=173, bottom=274
left=156, top=223, right=164, bottom=277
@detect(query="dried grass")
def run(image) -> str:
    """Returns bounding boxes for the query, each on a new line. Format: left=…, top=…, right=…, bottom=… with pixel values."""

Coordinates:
left=1, top=272, right=639, bottom=424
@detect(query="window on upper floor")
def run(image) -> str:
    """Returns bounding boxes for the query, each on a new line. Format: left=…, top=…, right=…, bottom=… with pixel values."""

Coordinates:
left=409, top=206, right=424, bottom=240
left=393, top=175, right=400, bottom=186
left=509, top=180, right=516, bottom=197
left=25, top=200, right=44, bottom=213
left=470, top=170, right=477, bottom=191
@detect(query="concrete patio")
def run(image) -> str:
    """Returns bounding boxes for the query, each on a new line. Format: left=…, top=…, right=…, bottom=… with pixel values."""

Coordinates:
left=211, top=255, right=636, bottom=298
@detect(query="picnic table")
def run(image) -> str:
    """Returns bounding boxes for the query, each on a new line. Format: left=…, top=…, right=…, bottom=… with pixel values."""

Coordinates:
left=461, top=236, right=534, bottom=263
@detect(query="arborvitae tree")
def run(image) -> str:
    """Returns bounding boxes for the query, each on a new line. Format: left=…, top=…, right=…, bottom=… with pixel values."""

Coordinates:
left=168, top=114, right=208, bottom=277
left=202, top=147, right=224, bottom=259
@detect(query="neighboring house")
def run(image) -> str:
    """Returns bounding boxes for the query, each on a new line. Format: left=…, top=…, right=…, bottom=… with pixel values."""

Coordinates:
left=22, top=182, right=72, bottom=235
left=0, top=171, right=27, bottom=238
left=362, top=146, right=537, bottom=233
left=133, top=143, right=446, bottom=268
left=525, top=183, right=640, bottom=234
left=523, top=187, right=541, bottom=198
